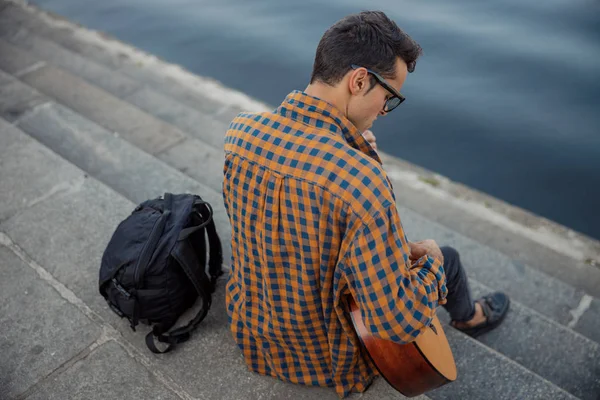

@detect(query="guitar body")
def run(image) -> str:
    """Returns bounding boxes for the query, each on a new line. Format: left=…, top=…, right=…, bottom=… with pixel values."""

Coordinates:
left=348, top=297, right=457, bottom=397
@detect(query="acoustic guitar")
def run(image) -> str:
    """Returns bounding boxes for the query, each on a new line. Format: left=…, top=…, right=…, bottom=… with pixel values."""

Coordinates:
left=348, top=297, right=457, bottom=397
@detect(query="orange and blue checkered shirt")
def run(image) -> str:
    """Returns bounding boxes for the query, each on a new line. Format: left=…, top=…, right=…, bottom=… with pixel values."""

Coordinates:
left=222, top=91, right=448, bottom=398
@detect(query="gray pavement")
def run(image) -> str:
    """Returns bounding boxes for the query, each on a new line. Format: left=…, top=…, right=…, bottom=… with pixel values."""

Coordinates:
left=0, top=1, right=599, bottom=399
left=0, top=244, right=100, bottom=399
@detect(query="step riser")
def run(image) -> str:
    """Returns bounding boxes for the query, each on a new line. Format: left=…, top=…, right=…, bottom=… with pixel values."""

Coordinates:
left=0, top=70, right=48, bottom=122
left=399, top=206, right=585, bottom=326
left=430, top=327, right=575, bottom=400
left=19, top=63, right=185, bottom=155
left=4, top=24, right=142, bottom=98
left=0, top=33, right=227, bottom=190
left=157, top=137, right=225, bottom=194
left=574, top=297, right=600, bottom=344
left=124, top=87, right=230, bottom=150
left=0, top=11, right=234, bottom=121
left=0, top=39, right=186, bottom=156
left=14, top=102, right=233, bottom=270
left=0, top=117, right=82, bottom=222
left=0, top=25, right=231, bottom=150
left=438, top=280, right=600, bottom=399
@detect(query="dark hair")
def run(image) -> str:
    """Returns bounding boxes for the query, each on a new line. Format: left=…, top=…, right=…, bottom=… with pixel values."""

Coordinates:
left=310, top=11, right=422, bottom=85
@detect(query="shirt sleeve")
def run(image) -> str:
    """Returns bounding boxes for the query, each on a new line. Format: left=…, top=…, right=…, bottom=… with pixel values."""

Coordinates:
left=341, top=203, right=448, bottom=344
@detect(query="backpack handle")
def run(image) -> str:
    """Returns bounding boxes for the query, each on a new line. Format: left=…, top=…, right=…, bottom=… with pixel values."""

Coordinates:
left=178, top=200, right=213, bottom=241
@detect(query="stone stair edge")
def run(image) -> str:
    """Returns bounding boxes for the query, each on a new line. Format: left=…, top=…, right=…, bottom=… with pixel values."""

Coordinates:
left=0, top=27, right=232, bottom=151
left=3, top=0, right=271, bottom=115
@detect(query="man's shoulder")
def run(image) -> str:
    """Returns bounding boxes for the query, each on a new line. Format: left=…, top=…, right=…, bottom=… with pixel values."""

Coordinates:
left=226, top=110, right=271, bottom=134
left=224, top=111, right=394, bottom=216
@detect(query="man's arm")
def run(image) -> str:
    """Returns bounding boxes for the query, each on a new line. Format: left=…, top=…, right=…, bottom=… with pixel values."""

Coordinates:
left=341, top=204, right=447, bottom=344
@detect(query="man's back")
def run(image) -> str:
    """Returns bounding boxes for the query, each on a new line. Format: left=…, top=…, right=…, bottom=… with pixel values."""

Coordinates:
left=223, top=91, right=446, bottom=397
left=223, top=91, right=390, bottom=397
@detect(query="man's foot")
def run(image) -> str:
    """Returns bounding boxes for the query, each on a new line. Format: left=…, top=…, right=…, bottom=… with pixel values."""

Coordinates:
left=451, top=292, right=510, bottom=338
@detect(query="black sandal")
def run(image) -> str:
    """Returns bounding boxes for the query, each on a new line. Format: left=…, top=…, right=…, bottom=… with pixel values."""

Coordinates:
left=452, top=292, right=510, bottom=338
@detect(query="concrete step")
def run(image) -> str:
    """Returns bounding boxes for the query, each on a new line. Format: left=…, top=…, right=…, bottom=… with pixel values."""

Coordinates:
left=0, top=117, right=576, bottom=400
left=0, top=29, right=225, bottom=193
left=398, top=204, right=600, bottom=347
left=381, top=155, right=600, bottom=300
left=0, top=22, right=141, bottom=98
left=156, top=137, right=225, bottom=194
left=0, top=0, right=256, bottom=124
left=0, top=68, right=48, bottom=123
left=0, top=237, right=102, bottom=399
left=439, top=280, right=600, bottom=399
left=575, top=297, right=600, bottom=344
left=399, top=206, right=589, bottom=327
left=0, top=37, right=223, bottom=194
left=0, top=25, right=231, bottom=150
left=2, top=40, right=599, bottom=397
left=0, top=39, right=185, bottom=156
left=13, top=100, right=232, bottom=270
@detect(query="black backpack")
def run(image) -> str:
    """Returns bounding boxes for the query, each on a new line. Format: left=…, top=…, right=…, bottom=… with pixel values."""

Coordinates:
left=99, top=193, right=223, bottom=353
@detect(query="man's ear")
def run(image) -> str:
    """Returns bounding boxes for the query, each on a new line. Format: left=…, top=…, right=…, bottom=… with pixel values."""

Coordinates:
left=348, top=68, right=368, bottom=95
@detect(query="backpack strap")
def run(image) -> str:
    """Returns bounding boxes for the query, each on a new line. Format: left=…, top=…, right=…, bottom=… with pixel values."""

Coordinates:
left=134, top=193, right=173, bottom=290
left=195, top=199, right=223, bottom=287
left=125, top=193, right=173, bottom=330
left=146, top=202, right=223, bottom=354
left=204, top=213, right=223, bottom=288
left=145, top=242, right=211, bottom=354
left=144, top=199, right=223, bottom=353
left=178, top=199, right=223, bottom=288
left=145, top=312, right=209, bottom=353
left=178, top=199, right=212, bottom=241
left=144, top=297, right=210, bottom=353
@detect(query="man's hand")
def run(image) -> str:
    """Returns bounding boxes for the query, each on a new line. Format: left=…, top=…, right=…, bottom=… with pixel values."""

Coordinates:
left=362, top=129, right=378, bottom=151
left=408, top=240, right=444, bottom=264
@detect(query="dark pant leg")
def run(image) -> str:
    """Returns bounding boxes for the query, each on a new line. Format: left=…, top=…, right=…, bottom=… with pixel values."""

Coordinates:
left=440, top=246, right=476, bottom=322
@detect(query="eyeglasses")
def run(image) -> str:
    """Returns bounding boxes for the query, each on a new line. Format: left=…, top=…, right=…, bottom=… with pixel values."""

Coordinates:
left=351, top=64, right=405, bottom=112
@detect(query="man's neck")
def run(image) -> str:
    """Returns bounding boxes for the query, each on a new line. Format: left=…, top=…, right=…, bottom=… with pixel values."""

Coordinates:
left=304, top=82, right=347, bottom=117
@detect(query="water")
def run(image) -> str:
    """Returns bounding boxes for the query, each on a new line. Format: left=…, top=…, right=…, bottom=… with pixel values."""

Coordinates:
left=31, top=0, right=600, bottom=240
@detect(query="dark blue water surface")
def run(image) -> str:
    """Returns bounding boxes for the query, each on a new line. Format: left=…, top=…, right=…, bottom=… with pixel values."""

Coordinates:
left=32, top=0, right=600, bottom=239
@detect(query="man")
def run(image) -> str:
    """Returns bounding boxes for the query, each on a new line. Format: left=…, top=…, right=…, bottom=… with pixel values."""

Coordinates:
left=222, top=11, right=510, bottom=398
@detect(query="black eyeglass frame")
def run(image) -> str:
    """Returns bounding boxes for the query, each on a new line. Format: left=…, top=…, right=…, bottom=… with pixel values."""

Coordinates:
left=350, top=64, right=405, bottom=112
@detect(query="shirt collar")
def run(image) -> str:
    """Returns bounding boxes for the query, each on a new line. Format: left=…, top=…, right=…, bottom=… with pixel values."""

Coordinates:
left=275, top=90, right=382, bottom=164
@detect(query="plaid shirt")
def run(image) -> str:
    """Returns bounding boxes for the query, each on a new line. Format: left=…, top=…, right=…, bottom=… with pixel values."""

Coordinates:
left=223, top=91, right=447, bottom=398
